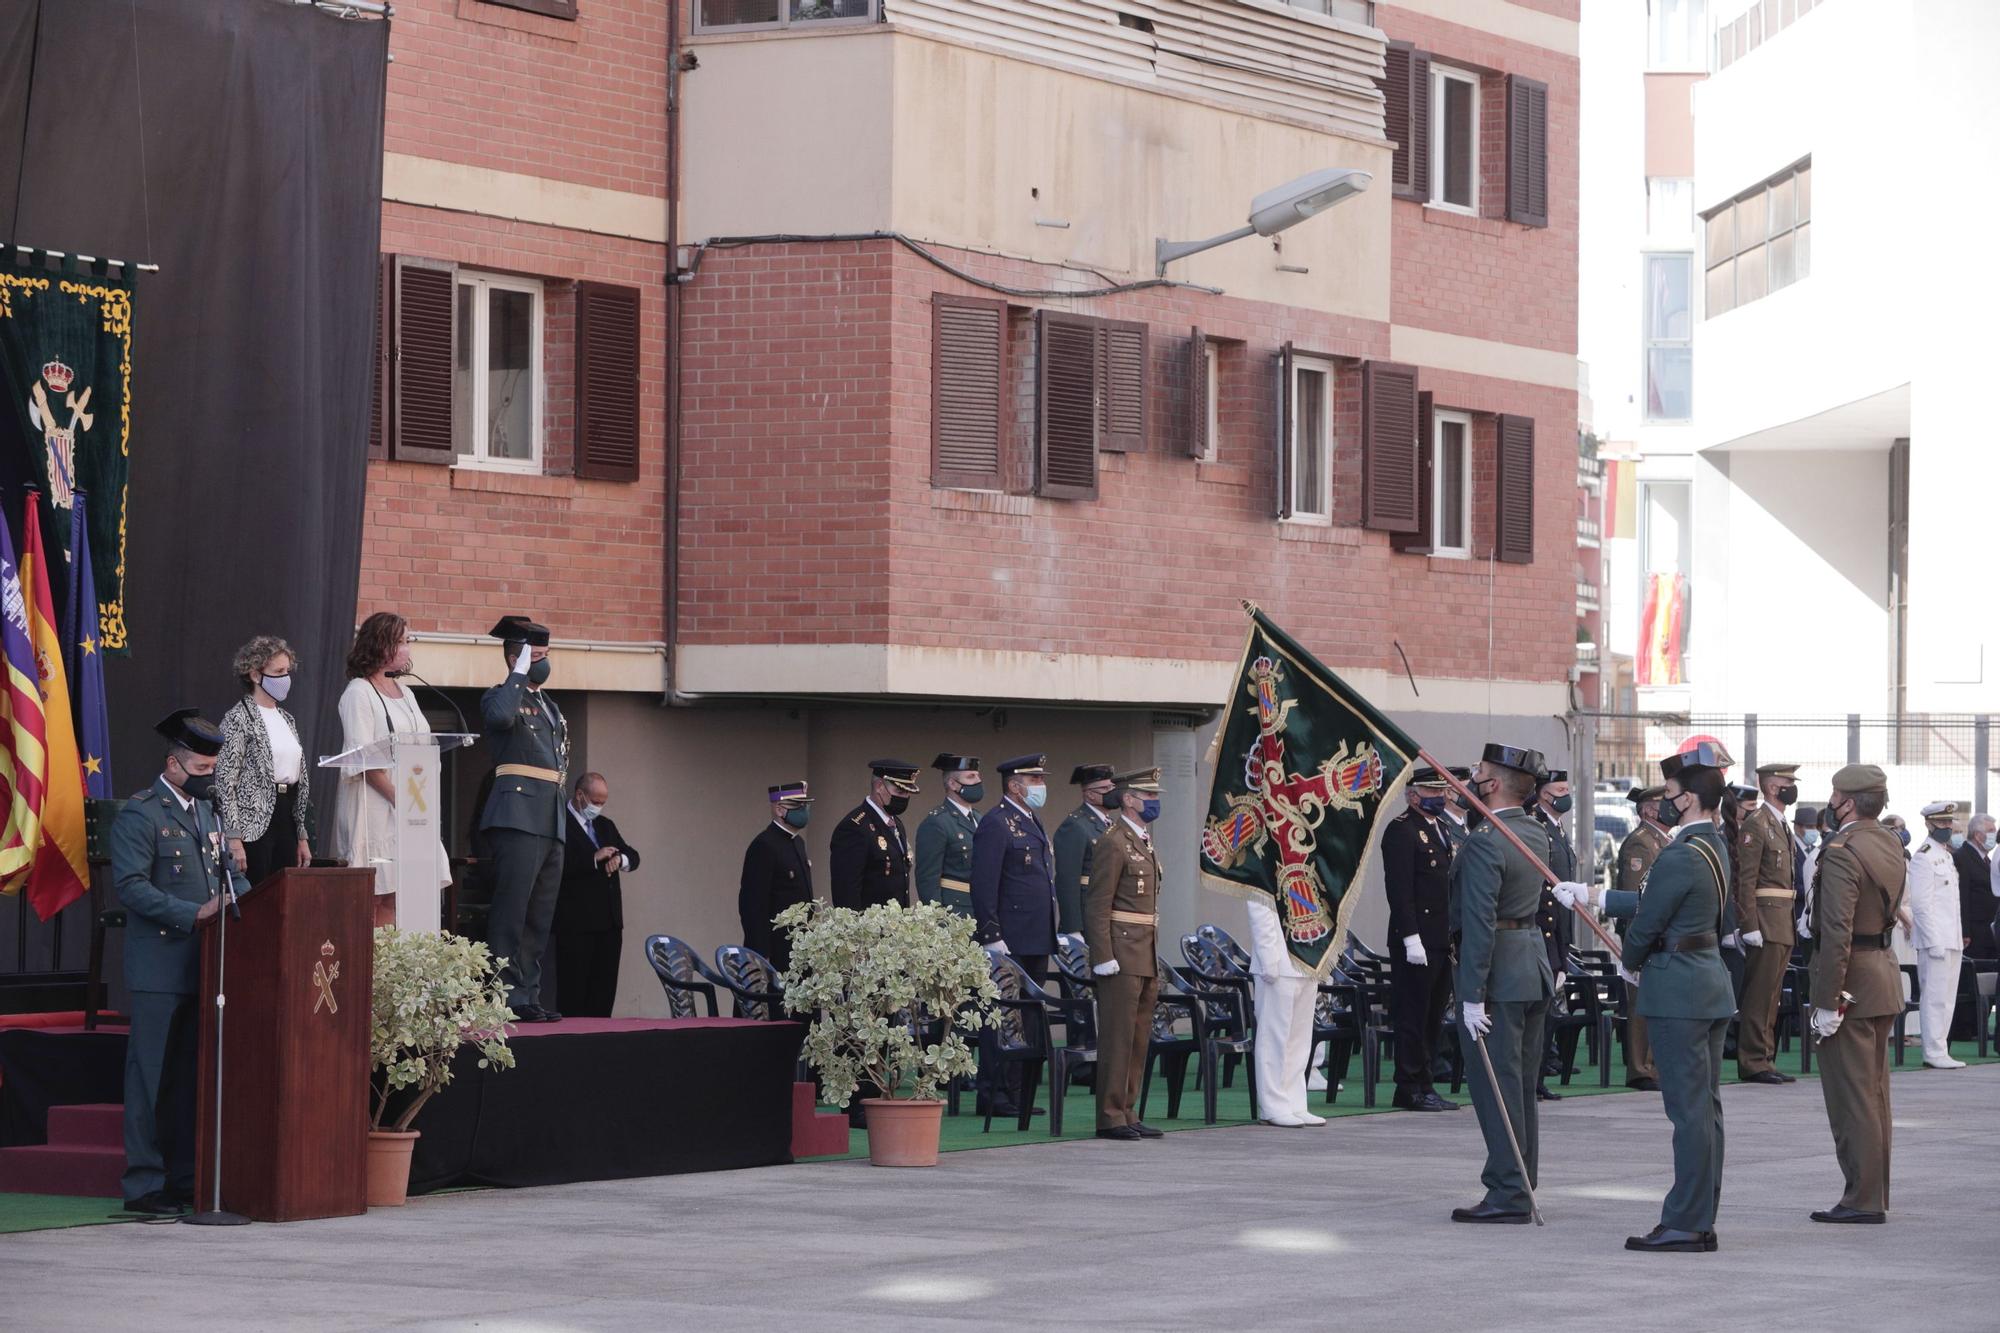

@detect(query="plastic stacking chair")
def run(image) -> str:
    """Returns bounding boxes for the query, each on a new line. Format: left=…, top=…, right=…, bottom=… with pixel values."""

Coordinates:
left=1050, top=935, right=1101, bottom=1052
left=1196, top=923, right=1254, bottom=979
left=1138, top=962, right=1201, bottom=1122
left=980, top=951, right=1093, bottom=1135
left=1167, top=961, right=1258, bottom=1124
left=1181, top=933, right=1256, bottom=1090
left=644, top=934, right=721, bottom=1017
left=1549, top=965, right=1615, bottom=1087
left=1894, top=963, right=1920, bottom=1067
left=712, top=945, right=788, bottom=1022
left=1965, top=963, right=1998, bottom=1059
left=1311, top=975, right=1361, bottom=1106
left=1345, top=930, right=1392, bottom=966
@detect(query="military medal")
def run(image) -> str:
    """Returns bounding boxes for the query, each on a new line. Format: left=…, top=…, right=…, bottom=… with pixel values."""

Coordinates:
left=877, top=835, right=888, bottom=851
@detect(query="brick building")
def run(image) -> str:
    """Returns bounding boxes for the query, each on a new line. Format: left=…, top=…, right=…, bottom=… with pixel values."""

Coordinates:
left=365, top=0, right=1581, bottom=1014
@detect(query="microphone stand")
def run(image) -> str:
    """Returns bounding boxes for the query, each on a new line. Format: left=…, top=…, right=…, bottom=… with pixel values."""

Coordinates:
left=183, top=793, right=249, bottom=1227
left=391, top=669, right=469, bottom=737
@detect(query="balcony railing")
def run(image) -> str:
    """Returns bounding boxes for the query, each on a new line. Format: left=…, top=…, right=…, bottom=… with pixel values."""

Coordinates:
left=1576, top=581, right=1601, bottom=612
left=1577, top=516, right=1601, bottom=546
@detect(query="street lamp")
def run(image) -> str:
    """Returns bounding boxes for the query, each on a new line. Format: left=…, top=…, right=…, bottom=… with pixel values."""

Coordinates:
left=1154, top=168, right=1373, bottom=277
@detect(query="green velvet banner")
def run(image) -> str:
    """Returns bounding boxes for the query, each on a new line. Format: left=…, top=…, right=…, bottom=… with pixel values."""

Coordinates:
left=0, top=254, right=133, bottom=653
left=1199, top=607, right=1420, bottom=977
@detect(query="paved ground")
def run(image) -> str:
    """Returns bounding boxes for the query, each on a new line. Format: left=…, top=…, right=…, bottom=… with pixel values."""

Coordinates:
left=3, top=1065, right=1993, bottom=1331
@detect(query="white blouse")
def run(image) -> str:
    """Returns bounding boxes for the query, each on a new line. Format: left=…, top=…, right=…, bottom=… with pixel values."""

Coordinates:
left=258, top=701, right=303, bottom=783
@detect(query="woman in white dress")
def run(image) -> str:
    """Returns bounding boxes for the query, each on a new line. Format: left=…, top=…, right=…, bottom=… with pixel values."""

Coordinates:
left=332, top=611, right=452, bottom=928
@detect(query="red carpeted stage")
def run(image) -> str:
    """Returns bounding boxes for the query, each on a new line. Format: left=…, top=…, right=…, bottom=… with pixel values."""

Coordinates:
left=0, top=1015, right=812, bottom=1199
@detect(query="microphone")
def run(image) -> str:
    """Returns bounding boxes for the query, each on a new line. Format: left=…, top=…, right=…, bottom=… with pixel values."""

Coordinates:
left=391, top=669, right=471, bottom=737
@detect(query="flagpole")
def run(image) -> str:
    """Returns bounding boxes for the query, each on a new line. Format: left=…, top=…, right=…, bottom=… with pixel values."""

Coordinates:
left=1417, top=747, right=1623, bottom=962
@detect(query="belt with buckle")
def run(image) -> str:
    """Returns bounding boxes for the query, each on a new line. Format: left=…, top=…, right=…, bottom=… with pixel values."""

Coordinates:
left=1755, top=888, right=1795, bottom=900
left=940, top=877, right=971, bottom=894
left=1852, top=931, right=1893, bottom=950
left=1495, top=918, right=1534, bottom=930
left=274, top=781, right=294, bottom=794
left=1111, top=910, right=1158, bottom=926
left=1659, top=933, right=1718, bottom=953
left=495, top=763, right=561, bottom=783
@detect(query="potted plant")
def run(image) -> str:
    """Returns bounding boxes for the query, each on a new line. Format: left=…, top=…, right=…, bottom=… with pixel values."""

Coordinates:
left=774, top=900, right=998, bottom=1167
left=368, top=926, right=516, bottom=1206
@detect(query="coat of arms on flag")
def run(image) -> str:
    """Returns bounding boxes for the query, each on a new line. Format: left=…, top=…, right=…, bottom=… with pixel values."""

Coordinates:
left=1200, top=605, right=1419, bottom=977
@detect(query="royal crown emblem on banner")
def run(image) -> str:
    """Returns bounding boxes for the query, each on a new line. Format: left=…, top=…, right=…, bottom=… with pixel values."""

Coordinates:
left=40, top=360, right=73, bottom=394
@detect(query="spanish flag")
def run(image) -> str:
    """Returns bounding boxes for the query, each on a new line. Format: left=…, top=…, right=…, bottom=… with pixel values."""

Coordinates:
left=19, top=493, right=88, bottom=920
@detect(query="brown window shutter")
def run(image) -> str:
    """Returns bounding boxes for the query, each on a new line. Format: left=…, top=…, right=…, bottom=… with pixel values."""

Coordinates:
left=1274, top=342, right=1294, bottom=520
left=932, top=294, right=1008, bottom=489
left=1383, top=42, right=1417, bottom=200
left=391, top=256, right=457, bottom=465
left=1394, top=391, right=1436, bottom=553
left=1360, top=360, right=1421, bottom=534
left=1184, top=327, right=1209, bottom=459
left=368, top=255, right=390, bottom=460
left=1096, top=319, right=1148, bottom=453
left=1036, top=310, right=1098, bottom=500
left=1495, top=413, right=1536, bottom=564
left=1506, top=75, right=1550, bottom=228
left=1408, top=52, right=1433, bottom=204
left=575, top=282, right=642, bottom=482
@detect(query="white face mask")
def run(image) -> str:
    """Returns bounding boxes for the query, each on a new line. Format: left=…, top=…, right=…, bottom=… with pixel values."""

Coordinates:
left=579, top=801, right=604, bottom=820
left=1023, top=782, right=1048, bottom=810
left=261, top=673, right=292, bottom=703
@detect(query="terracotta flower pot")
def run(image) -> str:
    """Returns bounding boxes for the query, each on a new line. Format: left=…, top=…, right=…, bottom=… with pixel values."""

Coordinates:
left=366, top=1129, right=421, bottom=1206
left=862, top=1098, right=944, bottom=1167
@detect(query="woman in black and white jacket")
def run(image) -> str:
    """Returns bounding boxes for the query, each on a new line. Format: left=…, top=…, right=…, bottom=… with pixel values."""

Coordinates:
left=215, top=635, right=313, bottom=886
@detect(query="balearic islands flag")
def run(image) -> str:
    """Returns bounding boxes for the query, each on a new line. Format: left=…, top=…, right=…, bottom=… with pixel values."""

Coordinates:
left=1199, top=605, right=1420, bottom=978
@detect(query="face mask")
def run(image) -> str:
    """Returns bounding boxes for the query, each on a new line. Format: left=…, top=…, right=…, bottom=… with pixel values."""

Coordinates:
left=1419, top=795, right=1447, bottom=816
left=261, top=673, right=293, bottom=703
left=956, top=782, right=984, bottom=805
left=1548, top=794, right=1573, bottom=816
left=527, top=658, right=552, bottom=686
left=1800, top=829, right=1820, bottom=849
left=884, top=794, right=910, bottom=817
left=1139, top=798, right=1162, bottom=823
left=1097, top=790, right=1123, bottom=812
left=1983, top=833, right=1999, bottom=853
left=1024, top=783, right=1048, bottom=810
left=1775, top=783, right=1799, bottom=805
left=1949, top=832, right=1966, bottom=851
left=1656, top=797, right=1681, bottom=829
left=179, top=770, right=216, bottom=802
left=579, top=802, right=604, bottom=820
left=1894, top=827, right=1910, bottom=848
left=784, top=805, right=812, bottom=830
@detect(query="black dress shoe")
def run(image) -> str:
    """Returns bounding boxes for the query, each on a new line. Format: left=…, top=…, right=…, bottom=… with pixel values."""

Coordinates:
left=1393, top=1092, right=1445, bottom=1112
left=1130, top=1122, right=1164, bottom=1139
left=1426, top=1093, right=1463, bottom=1111
left=1775, top=1071, right=1797, bottom=1083
left=1451, top=1203, right=1531, bottom=1224
left=1626, top=1077, right=1660, bottom=1092
left=533, top=1005, right=563, bottom=1023
left=1624, top=1226, right=1708, bottom=1253
left=1096, top=1125, right=1143, bottom=1141
left=122, top=1192, right=182, bottom=1216
left=1536, top=1085, right=1562, bottom=1102
left=1741, top=1070, right=1787, bottom=1085
left=1810, top=1205, right=1886, bottom=1224
left=1702, top=1231, right=1719, bottom=1251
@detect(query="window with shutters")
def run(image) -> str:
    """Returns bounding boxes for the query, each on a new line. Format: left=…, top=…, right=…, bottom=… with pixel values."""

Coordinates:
left=932, top=294, right=1008, bottom=490
left=1432, top=410, right=1472, bottom=558
left=1034, top=311, right=1147, bottom=499
left=1200, top=338, right=1219, bottom=462
left=1504, top=76, right=1548, bottom=228
left=1429, top=65, right=1479, bottom=215
left=1360, top=360, right=1419, bottom=535
left=1495, top=414, right=1535, bottom=565
left=482, top=0, right=578, bottom=18
left=1287, top=355, right=1335, bottom=522
left=575, top=283, right=641, bottom=482
left=452, top=270, right=544, bottom=471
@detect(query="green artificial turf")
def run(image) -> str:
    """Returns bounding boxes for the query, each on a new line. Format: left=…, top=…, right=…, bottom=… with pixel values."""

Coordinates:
left=0, top=1193, right=139, bottom=1235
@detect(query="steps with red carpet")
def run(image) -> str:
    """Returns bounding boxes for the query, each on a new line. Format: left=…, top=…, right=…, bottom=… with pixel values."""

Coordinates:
left=789, top=1082, right=853, bottom=1159
left=0, top=1104, right=124, bottom=1198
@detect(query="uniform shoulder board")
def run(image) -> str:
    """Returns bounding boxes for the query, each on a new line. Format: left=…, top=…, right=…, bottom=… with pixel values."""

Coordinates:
left=130, top=788, right=157, bottom=804
left=849, top=810, right=866, bottom=825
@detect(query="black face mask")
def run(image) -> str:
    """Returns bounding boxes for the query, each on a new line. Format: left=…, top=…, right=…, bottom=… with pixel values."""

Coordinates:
left=1655, top=796, right=1681, bottom=829
left=179, top=771, right=216, bottom=802
left=1775, top=783, right=1799, bottom=805
left=884, top=794, right=910, bottom=817
left=1098, top=790, right=1123, bottom=812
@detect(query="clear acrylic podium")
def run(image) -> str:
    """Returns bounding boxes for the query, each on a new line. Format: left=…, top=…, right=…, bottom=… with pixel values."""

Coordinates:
left=319, top=732, right=478, bottom=933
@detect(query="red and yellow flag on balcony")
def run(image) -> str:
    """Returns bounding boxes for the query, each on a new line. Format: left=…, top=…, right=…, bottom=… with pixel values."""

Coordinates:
left=1638, top=572, right=1688, bottom=687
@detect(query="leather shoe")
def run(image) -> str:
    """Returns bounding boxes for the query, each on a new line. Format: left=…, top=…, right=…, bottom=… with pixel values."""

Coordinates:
left=1451, top=1203, right=1531, bottom=1224
left=122, top=1192, right=182, bottom=1217
left=1394, top=1092, right=1447, bottom=1112
left=1702, top=1231, right=1719, bottom=1251
left=1741, top=1070, right=1787, bottom=1085
left=1130, top=1121, right=1165, bottom=1139
left=1810, top=1205, right=1886, bottom=1224
left=1774, top=1071, right=1797, bottom=1082
left=1626, top=1076, right=1660, bottom=1092
left=1624, top=1226, right=1708, bottom=1253
left=1535, top=1085, right=1562, bottom=1102
left=1095, top=1125, right=1142, bottom=1141
left=1426, top=1092, right=1463, bottom=1111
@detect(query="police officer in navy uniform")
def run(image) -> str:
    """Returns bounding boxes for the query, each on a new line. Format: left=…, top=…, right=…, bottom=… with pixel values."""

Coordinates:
left=739, top=781, right=815, bottom=971
left=913, top=755, right=982, bottom=918
left=112, top=710, right=253, bottom=1215
left=830, top=760, right=919, bottom=910
left=971, top=754, right=1057, bottom=1115
left=480, top=615, right=569, bottom=1022
left=1382, top=767, right=1458, bottom=1112
left=1053, top=763, right=1115, bottom=935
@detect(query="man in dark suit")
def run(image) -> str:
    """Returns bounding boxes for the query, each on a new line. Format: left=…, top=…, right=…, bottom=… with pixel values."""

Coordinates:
left=739, top=780, right=815, bottom=970
left=829, top=760, right=919, bottom=910
left=553, top=772, right=640, bottom=1018
left=1953, top=813, right=1996, bottom=962
left=1381, top=768, right=1457, bottom=1112
left=971, top=753, right=1057, bottom=1116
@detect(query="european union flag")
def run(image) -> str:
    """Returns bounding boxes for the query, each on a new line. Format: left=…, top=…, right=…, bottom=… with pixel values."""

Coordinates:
left=68, top=491, right=111, bottom=798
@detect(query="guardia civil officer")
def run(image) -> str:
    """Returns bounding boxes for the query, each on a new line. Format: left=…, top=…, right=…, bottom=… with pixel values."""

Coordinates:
left=1532, top=768, right=1577, bottom=1101
left=739, top=781, right=814, bottom=971
left=1806, top=764, right=1906, bottom=1223
left=1615, top=785, right=1673, bottom=1090
left=1054, top=763, right=1116, bottom=936
left=913, top=755, right=982, bottom=918
left=1734, top=762, right=1802, bottom=1084
left=1084, top=768, right=1165, bottom=1140
left=1449, top=743, right=1554, bottom=1224
left=480, top=615, right=569, bottom=1022
left=113, top=711, right=253, bottom=1215
left=971, top=754, right=1056, bottom=1116
left=1557, top=743, right=1735, bottom=1252
left=1380, top=768, right=1457, bottom=1112
left=829, top=760, right=920, bottom=910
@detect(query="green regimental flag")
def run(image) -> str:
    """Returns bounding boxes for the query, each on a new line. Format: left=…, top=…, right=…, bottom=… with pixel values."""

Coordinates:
left=0, top=253, right=134, bottom=653
left=1200, top=605, right=1421, bottom=978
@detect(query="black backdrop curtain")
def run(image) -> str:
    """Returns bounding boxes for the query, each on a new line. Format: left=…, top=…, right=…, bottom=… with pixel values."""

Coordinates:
left=0, top=1, right=385, bottom=852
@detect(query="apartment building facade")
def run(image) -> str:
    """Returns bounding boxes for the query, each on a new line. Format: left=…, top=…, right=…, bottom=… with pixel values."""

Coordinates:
left=367, top=0, right=1581, bottom=1014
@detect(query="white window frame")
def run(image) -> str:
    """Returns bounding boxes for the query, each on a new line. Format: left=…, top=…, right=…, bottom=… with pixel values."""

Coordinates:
left=1647, top=0, right=1706, bottom=72
left=1641, top=250, right=1694, bottom=424
left=1431, top=409, right=1473, bottom=559
left=692, top=0, right=879, bottom=34
left=1287, top=355, right=1334, bottom=524
left=1429, top=64, right=1480, bottom=216
left=455, top=270, right=544, bottom=473
left=1201, top=340, right=1220, bottom=462
left=1645, top=177, right=1696, bottom=242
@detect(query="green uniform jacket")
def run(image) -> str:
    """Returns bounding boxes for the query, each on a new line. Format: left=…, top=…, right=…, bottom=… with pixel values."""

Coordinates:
left=112, top=778, right=254, bottom=995
left=913, top=800, right=979, bottom=917
left=1603, top=821, right=1736, bottom=1019
left=478, top=672, right=568, bottom=841
left=1451, top=808, right=1554, bottom=1005
left=1052, top=803, right=1111, bottom=937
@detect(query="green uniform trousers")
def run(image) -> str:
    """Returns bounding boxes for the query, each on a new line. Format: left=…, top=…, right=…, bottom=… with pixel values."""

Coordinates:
left=488, top=827, right=565, bottom=1009
left=1463, top=998, right=1548, bottom=1213
left=1651, top=1015, right=1727, bottom=1232
left=1817, top=1013, right=1892, bottom=1213
left=122, top=989, right=200, bottom=1204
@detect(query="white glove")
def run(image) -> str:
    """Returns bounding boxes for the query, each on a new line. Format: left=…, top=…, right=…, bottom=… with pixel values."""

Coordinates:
left=1403, top=934, right=1428, bottom=967
left=988, top=939, right=1012, bottom=956
left=1810, top=1007, right=1844, bottom=1039
left=1461, top=1001, right=1491, bottom=1038
left=1617, top=963, right=1637, bottom=987
left=1092, top=960, right=1121, bottom=976
left=512, top=643, right=533, bottom=676
left=1796, top=916, right=1813, bottom=940
left=1551, top=880, right=1595, bottom=910
left=1554, top=971, right=1568, bottom=992
left=1926, top=945, right=1948, bottom=959
left=1722, top=931, right=1741, bottom=950
left=1742, top=929, right=1765, bottom=949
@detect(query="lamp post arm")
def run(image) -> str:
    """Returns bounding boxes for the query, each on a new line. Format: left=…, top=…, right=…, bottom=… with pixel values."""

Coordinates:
left=1155, top=224, right=1259, bottom=277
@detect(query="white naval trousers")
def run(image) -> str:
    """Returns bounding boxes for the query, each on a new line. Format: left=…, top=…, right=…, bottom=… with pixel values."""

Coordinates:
left=1246, top=897, right=1317, bottom=1123
left=1916, top=947, right=1962, bottom=1064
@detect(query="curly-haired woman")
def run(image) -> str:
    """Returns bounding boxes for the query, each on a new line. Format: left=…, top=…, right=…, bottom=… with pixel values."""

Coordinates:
left=215, top=635, right=313, bottom=886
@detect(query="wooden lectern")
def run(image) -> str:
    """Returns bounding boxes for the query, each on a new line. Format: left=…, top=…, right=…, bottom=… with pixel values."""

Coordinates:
left=196, top=867, right=375, bottom=1222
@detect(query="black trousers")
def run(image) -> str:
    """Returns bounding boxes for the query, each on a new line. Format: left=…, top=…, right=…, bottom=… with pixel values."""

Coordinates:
left=554, top=926, right=621, bottom=1018
left=242, top=785, right=299, bottom=888
left=1389, top=950, right=1451, bottom=1096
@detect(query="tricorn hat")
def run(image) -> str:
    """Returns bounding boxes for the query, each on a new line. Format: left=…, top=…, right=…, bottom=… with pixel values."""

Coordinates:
left=1661, top=741, right=1734, bottom=782
left=931, top=754, right=981, bottom=773
left=1069, top=763, right=1115, bottom=786
left=489, top=615, right=550, bottom=647
left=155, top=708, right=223, bottom=757
left=1481, top=742, right=1544, bottom=777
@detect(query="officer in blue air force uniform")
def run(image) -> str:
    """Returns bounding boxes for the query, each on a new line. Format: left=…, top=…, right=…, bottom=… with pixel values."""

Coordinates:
left=112, top=710, right=253, bottom=1215
left=971, top=754, right=1058, bottom=975
left=913, top=754, right=982, bottom=917
left=480, top=615, right=570, bottom=1023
